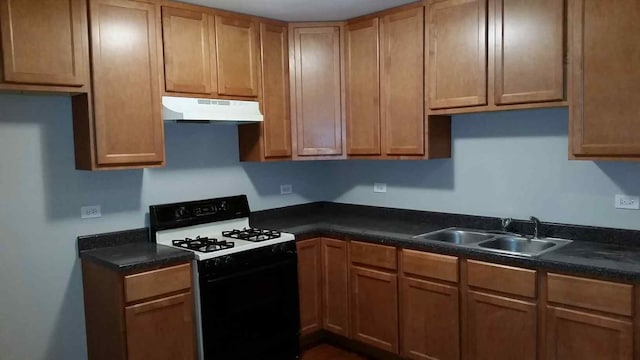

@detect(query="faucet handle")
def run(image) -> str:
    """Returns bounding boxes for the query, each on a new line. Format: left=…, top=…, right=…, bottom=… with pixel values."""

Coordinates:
left=501, top=217, right=513, bottom=231
left=529, top=216, right=542, bottom=238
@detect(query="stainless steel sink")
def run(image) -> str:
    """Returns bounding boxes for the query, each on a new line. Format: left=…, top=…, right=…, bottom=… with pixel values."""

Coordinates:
left=414, top=228, right=495, bottom=245
left=477, top=236, right=572, bottom=257
left=414, top=228, right=573, bottom=257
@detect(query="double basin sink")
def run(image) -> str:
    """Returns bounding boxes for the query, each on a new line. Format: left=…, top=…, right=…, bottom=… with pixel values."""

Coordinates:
left=413, top=228, right=573, bottom=257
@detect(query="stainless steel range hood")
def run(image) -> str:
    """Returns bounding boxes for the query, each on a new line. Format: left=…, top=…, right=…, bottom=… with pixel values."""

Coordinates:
left=162, top=96, right=263, bottom=124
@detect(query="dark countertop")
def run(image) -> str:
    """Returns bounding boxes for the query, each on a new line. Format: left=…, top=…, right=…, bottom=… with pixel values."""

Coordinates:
left=78, top=228, right=194, bottom=272
left=251, top=202, right=640, bottom=282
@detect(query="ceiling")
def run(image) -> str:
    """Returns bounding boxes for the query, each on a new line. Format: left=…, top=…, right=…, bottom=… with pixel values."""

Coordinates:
left=181, top=0, right=418, bottom=21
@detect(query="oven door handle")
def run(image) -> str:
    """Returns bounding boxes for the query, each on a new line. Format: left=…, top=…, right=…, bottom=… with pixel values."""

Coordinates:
left=204, top=258, right=296, bottom=284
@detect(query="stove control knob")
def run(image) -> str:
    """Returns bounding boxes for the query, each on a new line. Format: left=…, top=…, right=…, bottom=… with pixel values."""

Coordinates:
left=175, top=206, right=188, bottom=219
left=223, top=256, right=235, bottom=267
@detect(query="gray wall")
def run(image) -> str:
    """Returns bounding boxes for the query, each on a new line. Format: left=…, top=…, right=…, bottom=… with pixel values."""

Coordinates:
left=327, top=108, right=640, bottom=230
left=2, top=95, right=640, bottom=360
left=0, top=94, right=331, bottom=360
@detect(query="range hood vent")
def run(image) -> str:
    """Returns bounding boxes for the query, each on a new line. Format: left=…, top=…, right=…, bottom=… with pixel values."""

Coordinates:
left=162, top=96, right=263, bottom=124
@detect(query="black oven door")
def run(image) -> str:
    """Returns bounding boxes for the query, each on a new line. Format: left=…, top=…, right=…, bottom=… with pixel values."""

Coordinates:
left=199, top=254, right=300, bottom=359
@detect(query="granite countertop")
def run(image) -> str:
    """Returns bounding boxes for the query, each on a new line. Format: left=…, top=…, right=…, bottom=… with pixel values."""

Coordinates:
left=251, top=202, right=640, bottom=282
left=78, top=228, right=194, bottom=272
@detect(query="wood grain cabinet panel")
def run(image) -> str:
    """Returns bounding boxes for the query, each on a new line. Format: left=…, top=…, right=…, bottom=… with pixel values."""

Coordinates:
left=125, top=292, right=196, bottom=360
left=161, top=7, right=213, bottom=94
left=400, top=276, right=459, bottom=360
left=569, top=0, right=640, bottom=158
left=345, top=18, right=381, bottom=156
left=351, top=265, right=399, bottom=354
left=291, top=25, right=344, bottom=157
left=546, top=306, right=633, bottom=360
left=466, top=290, right=536, bottom=360
left=321, top=238, right=349, bottom=337
left=215, top=15, right=259, bottom=97
left=381, top=6, right=425, bottom=155
left=0, top=0, right=87, bottom=87
left=88, top=0, right=164, bottom=167
left=494, top=0, right=564, bottom=104
left=296, top=239, right=323, bottom=336
left=428, top=0, right=487, bottom=109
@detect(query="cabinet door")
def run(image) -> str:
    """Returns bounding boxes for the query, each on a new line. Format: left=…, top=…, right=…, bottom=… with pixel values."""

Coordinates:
left=428, top=0, right=487, bottom=109
left=215, top=15, right=259, bottom=97
left=260, top=22, right=292, bottom=158
left=321, top=238, right=349, bottom=337
left=466, top=291, right=536, bottom=360
left=345, top=18, right=380, bottom=156
left=291, top=26, right=343, bottom=157
left=89, top=0, right=164, bottom=166
left=296, top=239, right=322, bottom=336
left=125, top=292, right=195, bottom=360
left=381, top=6, right=425, bottom=155
left=400, top=277, right=459, bottom=360
left=494, top=0, right=564, bottom=104
left=546, top=306, right=632, bottom=360
left=351, top=266, right=399, bottom=354
left=0, top=0, right=86, bottom=86
left=162, top=7, right=213, bottom=94
left=570, top=0, right=640, bottom=157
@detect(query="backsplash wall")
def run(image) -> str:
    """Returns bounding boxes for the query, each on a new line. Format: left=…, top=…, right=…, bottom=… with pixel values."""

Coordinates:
left=0, top=94, right=331, bottom=360
left=326, top=108, right=640, bottom=231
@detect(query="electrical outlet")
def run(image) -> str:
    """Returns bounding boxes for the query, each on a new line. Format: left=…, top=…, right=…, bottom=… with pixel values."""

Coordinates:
left=615, top=195, right=640, bottom=210
left=81, top=205, right=102, bottom=219
left=280, top=184, right=293, bottom=195
left=374, top=183, right=387, bottom=193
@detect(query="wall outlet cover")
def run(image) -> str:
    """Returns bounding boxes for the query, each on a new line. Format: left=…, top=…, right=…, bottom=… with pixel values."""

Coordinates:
left=81, top=205, right=102, bottom=219
left=280, top=184, right=293, bottom=195
left=374, top=183, right=387, bottom=193
left=615, top=194, right=640, bottom=210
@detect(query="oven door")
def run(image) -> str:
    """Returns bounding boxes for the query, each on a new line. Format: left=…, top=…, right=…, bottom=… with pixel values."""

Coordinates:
left=199, top=256, right=300, bottom=359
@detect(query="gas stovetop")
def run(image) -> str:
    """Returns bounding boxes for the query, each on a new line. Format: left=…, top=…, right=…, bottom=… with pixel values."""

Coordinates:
left=172, top=236, right=235, bottom=253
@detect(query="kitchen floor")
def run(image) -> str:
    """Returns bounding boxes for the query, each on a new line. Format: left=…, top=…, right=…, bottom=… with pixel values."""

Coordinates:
left=302, top=344, right=369, bottom=360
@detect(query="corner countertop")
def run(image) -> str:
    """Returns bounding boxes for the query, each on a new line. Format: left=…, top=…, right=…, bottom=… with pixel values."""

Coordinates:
left=251, top=202, right=640, bottom=282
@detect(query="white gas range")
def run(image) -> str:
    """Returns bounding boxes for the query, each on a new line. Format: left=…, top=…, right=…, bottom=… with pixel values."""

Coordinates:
left=149, top=195, right=300, bottom=360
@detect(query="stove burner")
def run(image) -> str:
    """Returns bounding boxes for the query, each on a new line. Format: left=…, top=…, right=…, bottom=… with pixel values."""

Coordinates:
left=222, top=228, right=282, bottom=242
left=172, top=236, right=234, bottom=253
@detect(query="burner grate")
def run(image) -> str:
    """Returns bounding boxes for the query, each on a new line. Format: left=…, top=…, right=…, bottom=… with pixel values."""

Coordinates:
left=222, top=228, right=282, bottom=242
left=172, top=236, right=234, bottom=253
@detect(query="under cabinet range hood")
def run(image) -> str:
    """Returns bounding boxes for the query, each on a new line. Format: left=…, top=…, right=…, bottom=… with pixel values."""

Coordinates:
left=162, top=96, right=263, bottom=124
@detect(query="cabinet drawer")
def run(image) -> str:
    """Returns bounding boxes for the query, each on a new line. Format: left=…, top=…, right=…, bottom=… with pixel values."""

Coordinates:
left=547, top=273, right=633, bottom=317
left=401, top=249, right=458, bottom=283
left=467, top=260, right=536, bottom=298
left=125, top=263, right=192, bottom=303
left=350, top=241, right=397, bottom=270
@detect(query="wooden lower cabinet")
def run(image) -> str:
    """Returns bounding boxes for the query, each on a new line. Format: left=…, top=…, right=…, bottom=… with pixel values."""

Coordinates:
left=400, top=277, right=459, bottom=360
left=546, top=306, right=632, bottom=360
left=465, top=290, right=537, bottom=360
left=82, top=261, right=196, bottom=360
left=296, top=238, right=323, bottom=335
left=321, top=238, right=350, bottom=336
left=350, top=265, right=399, bottom=354
left=125, top=292, right=196, bottom=360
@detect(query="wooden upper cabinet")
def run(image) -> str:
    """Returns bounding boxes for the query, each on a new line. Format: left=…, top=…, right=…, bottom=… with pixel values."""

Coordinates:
left=345, top=18, right=380, bottom=156
left=494, top=0, right=564, bottom=105
left=546, top=306, right=633, bottom=360
left=296, top=239, right=323, bottom=336
left=0, top=0, right=86, bottom=87
left=428, top=0, right=487, bottom=109
left=570, top=0, right=640, bottom=158
left=88, top=0, right=164, bottom=167
left=291, top=25, right=344, bottom=157
left=215, top=15, right=259, bottom=97
left=260, top=22, right=291, bottom=158
left=381, top=6, right=425, bottom=155
left=161, top=7, right=214, bottom=95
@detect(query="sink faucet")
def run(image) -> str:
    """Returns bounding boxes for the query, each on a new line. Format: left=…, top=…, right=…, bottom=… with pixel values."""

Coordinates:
left=501, top=217, right=513, bottom=232
left=530, top=216, right=541, bottom=238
